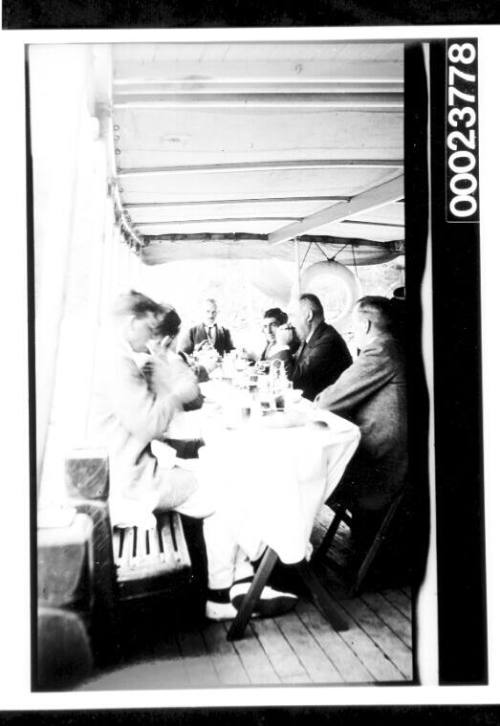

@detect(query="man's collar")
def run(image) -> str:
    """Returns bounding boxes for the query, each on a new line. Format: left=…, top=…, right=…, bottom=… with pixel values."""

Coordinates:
left=363, top=331, right=380, bottom=348
left=305, top=320, right=323, bottom=344
left=271, top=343, right=290, bottom=354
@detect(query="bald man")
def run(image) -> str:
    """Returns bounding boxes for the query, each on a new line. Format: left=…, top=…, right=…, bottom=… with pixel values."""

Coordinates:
left=290, top=293, right=352, bottom=401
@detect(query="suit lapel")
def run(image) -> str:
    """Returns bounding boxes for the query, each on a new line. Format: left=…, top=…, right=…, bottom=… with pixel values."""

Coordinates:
left=307, top=322, right=325, bottom=349
left=295, top=323, right=324, bottom=363
left=295, top=339, right=307, bottom=363
left=195, top=324, right=207, bottom=343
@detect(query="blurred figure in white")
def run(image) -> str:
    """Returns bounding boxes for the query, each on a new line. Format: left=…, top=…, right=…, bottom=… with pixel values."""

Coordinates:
left=92, top=290, right=297, bottom=621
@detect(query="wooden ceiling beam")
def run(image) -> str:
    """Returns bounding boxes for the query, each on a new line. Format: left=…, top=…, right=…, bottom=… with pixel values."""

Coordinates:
left=342, top=219, right=404, bottom=228
left=113, top=81, right=404, bottom=95
left=112, top=59, right=402, bottom=85
left=141, top=232, right=404, bottom=248
left=124, top=196, right=351, bottom=209
left=118, top=159, right=403, bottom=179
left=136, top=216, right=301, bottom=226
left=113, top=93, right=403, bottom=110
left=269, top=174, right=404, bottom=245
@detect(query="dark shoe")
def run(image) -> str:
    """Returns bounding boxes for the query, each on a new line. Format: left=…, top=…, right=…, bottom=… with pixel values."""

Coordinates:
left=230, top=581, right=298, bottom=618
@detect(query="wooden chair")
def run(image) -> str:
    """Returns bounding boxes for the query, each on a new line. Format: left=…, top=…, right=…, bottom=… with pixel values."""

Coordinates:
left=64, top=450, right=193, bottom=663
left=226, top=546, right=349, bottom=641
left=313, top=482, right=408, bottom=595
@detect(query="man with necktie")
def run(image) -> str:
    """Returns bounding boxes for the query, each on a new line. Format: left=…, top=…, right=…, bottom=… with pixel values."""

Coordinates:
left=179, top=297, right=235, bottom=359
left=290, top=293, right=352, bottom=401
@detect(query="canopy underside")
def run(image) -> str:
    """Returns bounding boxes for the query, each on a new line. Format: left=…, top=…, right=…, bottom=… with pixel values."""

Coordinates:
left=109, top=42, right=405, bottom=266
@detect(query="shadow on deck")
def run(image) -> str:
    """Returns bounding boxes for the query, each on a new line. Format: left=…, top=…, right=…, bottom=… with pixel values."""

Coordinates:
left=78, top=507, right=414, bottom=690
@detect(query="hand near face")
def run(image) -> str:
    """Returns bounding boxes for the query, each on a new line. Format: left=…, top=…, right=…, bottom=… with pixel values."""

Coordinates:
left=170, top=373, right=200, bottom=406
left=149, top=335, right=172, bottom=355
left=152, top=355, right=200, bottom=405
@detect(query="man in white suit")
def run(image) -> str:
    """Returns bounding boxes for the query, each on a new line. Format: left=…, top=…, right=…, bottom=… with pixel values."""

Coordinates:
left=93, top=290, right=297, bottom=620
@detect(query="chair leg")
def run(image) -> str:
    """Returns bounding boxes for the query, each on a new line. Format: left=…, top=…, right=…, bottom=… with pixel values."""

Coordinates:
left=227, top=547, right=278, bottom=641
left=351, top=492, right=404, bottom=595
left=312, top=505, right=346, bottom=563
left=295, top=560, right=349, bottom=632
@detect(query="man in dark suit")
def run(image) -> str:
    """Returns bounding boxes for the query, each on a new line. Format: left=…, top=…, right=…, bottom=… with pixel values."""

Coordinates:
left=315, top=295, right=407, bottom=509
left=290, top=293, right=352, bottom=401
left=179, top=298, right=234, bottom=358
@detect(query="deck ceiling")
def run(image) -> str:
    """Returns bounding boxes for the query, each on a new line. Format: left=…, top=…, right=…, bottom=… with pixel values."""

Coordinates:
left=110, top=42, right=404, bottom=266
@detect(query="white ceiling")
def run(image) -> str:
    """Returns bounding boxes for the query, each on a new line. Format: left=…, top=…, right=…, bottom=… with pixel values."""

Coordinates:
left=110, top=42, right=405, bottom=266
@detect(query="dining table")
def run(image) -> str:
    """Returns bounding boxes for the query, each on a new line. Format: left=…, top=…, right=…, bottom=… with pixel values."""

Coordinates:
left=191, top=364, right=361, bottom=639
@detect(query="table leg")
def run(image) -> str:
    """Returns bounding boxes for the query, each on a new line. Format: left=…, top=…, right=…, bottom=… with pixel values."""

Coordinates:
left=294, top=560, right=349, bottom=632
left=226, top=547, right=279, bottom=641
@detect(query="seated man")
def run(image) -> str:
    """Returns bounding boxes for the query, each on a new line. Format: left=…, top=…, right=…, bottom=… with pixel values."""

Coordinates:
left=290, top=293, right=352, bottom=401
left=259, top=307, right=288, bottom=361
left=143, top=303, right=207, bottom=458
left=149, top=303, right=214, bottom=391
left=179, top=297, right=234, bottom=358
left=93, top=290, right=296, bottom=621
left=243, top=308, right=297, bottom=378
left=267, top=322, right=299, bottom=379
left=315, top=295, right=407, bottom=514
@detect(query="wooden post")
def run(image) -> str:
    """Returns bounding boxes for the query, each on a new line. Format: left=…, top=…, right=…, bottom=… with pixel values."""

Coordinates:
left=294, top=238, right=301, bottom=296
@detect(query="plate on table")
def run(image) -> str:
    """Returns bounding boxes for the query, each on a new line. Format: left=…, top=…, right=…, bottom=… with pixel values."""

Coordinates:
left=258, top=409, right=308, bottom=429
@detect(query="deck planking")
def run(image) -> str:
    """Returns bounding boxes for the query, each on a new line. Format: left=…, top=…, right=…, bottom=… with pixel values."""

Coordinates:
left=337, top=595, right=412, bottom=679
left=274, top=611, right=344, bottom=684
left=222, top=621, right=281, bottom=685
left=360, top=591, right=412, bottom=649
left=380, top=587, right=412, bottom=620
left=79, top=580, right=412, bottom=690
left=250, top=617, right=312, bottom=683
left=323, top=592, right=406, bottom=682
left=295, top=600, right=373, bottom=683
left=202, top=622, right=250, bottom=685
left=77, top=490, right=414, bottom=691
left=176, top=627, right=220, bottom=687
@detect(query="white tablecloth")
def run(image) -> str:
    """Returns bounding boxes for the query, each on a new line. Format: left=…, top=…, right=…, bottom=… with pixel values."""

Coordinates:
left=197, top=392, right=360, bottom=564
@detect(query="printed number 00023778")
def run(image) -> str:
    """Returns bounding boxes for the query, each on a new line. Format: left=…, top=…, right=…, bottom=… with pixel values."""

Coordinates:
left=446, top=41, right=479, bottom=221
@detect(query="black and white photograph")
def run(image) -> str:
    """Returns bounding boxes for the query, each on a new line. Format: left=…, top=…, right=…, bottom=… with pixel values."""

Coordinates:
left=0, top=24, right=498, bottom=711
left=31, top=39, right=418, bottom=691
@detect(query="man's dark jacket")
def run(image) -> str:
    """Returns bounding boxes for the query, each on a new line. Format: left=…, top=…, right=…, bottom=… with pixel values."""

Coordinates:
left=179, top=323, right=234, bottom=358
left=291, top=321, right=352, bottom=401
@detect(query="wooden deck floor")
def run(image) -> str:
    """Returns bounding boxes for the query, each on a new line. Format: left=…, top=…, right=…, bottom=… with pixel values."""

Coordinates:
left=79, top=508, right=414, bottom=690
left=79, top=584, right=412, bottom=689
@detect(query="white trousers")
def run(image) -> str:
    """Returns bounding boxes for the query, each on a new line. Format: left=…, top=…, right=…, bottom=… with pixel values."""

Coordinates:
left=157, top=465, right=255, bottom=590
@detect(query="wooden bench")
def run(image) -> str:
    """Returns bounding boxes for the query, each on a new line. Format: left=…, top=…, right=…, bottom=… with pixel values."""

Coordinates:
left=64, top=450, right=194, bottom=665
